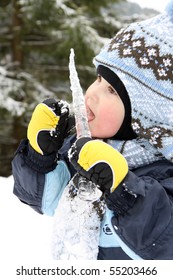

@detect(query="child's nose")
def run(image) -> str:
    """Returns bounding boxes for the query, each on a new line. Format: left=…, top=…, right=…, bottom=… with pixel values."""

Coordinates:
left=86, top=94, right=99, bottom=106
left=86, top=88, right=99, bottom=103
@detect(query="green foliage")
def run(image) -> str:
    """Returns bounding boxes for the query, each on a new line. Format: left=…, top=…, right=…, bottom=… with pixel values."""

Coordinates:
left=23, top=0, right=60, bottom=32
left=65, top=0, right=116, bottom=16
left=0, top=0, right=127, bottom=100
left=0, top=0, right=123, bottom=74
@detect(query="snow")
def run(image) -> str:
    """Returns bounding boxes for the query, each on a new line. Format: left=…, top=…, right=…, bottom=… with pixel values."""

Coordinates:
left=0, top=175, right=54, bottom=262
left=0, top=69, right=26, bottom=116
left=128, top=0, right=170, bottom=12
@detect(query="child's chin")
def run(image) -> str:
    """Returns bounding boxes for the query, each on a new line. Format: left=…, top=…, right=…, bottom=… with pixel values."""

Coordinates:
left=90, top=132, right=107, bottom=139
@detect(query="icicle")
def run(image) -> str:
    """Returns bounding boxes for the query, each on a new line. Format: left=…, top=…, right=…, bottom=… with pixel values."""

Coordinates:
left=69, top=48, right=91, bottom=139
left=51, top=49, right=105, bottom=260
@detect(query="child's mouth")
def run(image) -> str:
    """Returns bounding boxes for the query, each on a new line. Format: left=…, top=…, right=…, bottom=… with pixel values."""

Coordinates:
left=86, top=107, right=95, bottom=122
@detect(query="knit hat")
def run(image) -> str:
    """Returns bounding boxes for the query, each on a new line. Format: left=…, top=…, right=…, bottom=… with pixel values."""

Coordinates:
left=97, top=65, right=136, bottom=140
left=94, top=0, right=173, bottom=162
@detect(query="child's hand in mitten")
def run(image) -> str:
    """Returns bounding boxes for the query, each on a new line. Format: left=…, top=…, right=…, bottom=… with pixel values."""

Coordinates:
left=27, top=98, right=75, bottom=155
left=68, top=137, right=128, bottom=194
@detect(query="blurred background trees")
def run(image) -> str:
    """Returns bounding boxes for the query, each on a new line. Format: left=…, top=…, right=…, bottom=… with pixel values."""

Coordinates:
left=0, top=0, right=158, bottom=176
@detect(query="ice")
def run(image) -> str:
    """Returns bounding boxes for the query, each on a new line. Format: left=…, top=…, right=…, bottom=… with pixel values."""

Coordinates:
left=51, top=175, right=105, bottom=260
left=69, top=48, right=91, bottom=139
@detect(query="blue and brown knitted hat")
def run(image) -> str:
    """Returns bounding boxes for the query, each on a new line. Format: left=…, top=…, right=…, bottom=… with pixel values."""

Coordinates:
left=94, top=0, right=173, bottom=161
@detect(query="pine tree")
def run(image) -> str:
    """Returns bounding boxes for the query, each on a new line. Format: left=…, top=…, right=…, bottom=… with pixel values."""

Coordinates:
left=0, top=0, right=123, bottom=90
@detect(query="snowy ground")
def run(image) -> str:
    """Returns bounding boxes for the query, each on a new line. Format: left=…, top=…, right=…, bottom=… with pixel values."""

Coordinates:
left=0, top=175, right=53, bottom=262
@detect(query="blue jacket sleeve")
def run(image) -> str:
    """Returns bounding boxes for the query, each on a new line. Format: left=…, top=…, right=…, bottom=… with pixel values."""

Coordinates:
left=106, top=160, right=173, bottom=259
left=42, top=161, right=71, bottom=216
left=12, top=139, right=71, bottom=215
left=12, top=140, right=45, bottom=214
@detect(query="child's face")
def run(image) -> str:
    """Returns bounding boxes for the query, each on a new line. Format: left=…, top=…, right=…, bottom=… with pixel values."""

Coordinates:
left=85, top=75, right=125, bottom=139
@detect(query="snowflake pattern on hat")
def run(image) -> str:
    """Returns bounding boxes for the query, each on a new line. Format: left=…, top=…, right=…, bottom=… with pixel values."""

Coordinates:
left=108, top=29, right=173, bottom=83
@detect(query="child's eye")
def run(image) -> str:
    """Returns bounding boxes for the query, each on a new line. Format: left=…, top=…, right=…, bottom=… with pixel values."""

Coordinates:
left=108, top=86, right=117, bottom=95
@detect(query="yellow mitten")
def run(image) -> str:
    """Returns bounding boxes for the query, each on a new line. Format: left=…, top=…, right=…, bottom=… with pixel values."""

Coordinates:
left=27, top=98, right=75, bottom=155
left=69, top=137, right=128, bottom=193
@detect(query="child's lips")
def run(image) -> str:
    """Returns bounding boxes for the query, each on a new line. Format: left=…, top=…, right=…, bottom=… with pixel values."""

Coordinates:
left=86, top=107, right=95, bottom=122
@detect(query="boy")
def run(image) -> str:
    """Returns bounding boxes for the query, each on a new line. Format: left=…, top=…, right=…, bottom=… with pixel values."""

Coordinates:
left=12, top=1, right=173, bottom=259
